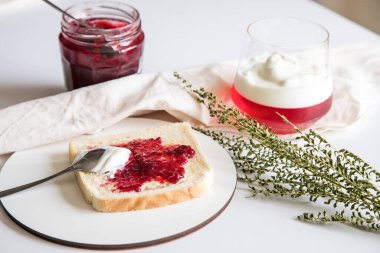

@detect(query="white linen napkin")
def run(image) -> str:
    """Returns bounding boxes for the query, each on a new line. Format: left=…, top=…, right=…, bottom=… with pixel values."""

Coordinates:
left=0, top=42, right=379, bottom=156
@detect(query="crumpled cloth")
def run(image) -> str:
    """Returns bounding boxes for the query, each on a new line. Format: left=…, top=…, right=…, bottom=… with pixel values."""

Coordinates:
left=0, top=42, right=379, bottom=156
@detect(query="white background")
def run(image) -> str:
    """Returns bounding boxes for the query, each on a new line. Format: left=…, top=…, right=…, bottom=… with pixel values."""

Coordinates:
left=0, top=0, right=380, bottom=252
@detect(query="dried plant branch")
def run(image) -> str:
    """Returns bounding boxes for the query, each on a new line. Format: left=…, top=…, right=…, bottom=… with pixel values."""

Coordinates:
left=174, top=72, right=380, bottom=231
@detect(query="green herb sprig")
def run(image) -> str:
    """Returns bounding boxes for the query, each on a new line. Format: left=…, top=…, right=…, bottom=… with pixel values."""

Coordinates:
left=174, top=72, right=380, bottom=231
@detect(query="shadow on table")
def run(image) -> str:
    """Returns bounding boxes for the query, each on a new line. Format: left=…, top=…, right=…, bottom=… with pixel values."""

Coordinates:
left=0, top=83, right=66, bottom=109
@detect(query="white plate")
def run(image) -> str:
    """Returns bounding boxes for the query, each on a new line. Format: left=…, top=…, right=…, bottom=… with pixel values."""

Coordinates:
left=0, top=118, right=236, bottom=249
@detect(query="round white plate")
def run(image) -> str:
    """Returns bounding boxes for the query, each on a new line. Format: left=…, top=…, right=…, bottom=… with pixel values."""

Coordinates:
left=0, top=118, right=236, bottom=249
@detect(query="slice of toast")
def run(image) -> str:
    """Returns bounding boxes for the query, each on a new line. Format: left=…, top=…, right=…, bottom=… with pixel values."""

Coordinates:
left=69, top=122, right=213, bottom=212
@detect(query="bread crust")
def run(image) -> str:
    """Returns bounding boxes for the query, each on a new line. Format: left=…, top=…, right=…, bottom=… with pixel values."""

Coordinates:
left=69, top=122, right=212, bottom=212
left=92, top=179, right=209, bottom=212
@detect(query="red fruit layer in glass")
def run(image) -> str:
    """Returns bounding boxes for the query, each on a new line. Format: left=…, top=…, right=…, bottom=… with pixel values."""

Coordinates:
left=59, top=18, right=144, bottom=90
left=231, top=85, right=332, bottom=134
left=107, top=138, right=195, bottom=192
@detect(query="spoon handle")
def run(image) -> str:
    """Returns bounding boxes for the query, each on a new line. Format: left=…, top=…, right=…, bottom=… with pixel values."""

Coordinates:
left=0, top=166, right=74, bottom=198
left=41, top=0, right=93, bottom=29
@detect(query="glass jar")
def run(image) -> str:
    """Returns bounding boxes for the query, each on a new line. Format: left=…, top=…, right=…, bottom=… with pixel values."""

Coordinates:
left=231, top=18, right=332, bottom=134
left=59, top=1, right=144, bottom=90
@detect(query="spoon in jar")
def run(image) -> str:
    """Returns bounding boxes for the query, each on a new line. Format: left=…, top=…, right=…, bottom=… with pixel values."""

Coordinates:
left=0, top=148, right=107, bottom=198
left=41, top=0, right=115, bottom=54
left=41, top=0, right=94, bottom=29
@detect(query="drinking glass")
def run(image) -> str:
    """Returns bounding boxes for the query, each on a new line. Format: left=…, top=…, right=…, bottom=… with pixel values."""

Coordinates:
left=231, top=17, right=332, bottom=134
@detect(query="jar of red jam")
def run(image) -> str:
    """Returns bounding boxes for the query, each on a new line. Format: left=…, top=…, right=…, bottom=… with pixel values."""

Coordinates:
left=59, top=1, right=144, bottom=90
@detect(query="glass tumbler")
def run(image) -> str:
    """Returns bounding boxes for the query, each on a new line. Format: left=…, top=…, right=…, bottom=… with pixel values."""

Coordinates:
left=59, top=1, right=144, bottom=90
left=231, top=18, right=332, bottom=134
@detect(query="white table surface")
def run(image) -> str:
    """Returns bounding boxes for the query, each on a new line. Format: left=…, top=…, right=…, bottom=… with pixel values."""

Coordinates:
left=1, top=0, right=380, bottom=252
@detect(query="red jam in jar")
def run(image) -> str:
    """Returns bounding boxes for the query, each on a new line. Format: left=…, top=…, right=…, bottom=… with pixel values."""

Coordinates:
left=107, top=138, right=195, bottom=192
left=59, top=1, right=144, bottom=90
